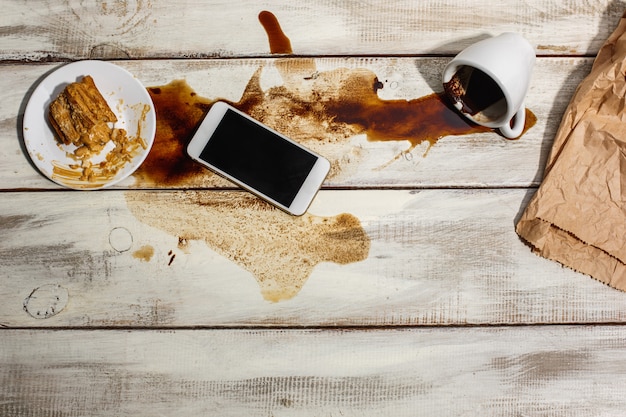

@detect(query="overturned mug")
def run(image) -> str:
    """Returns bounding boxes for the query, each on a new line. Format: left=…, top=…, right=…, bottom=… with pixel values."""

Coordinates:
left=442, top=33, right=535, bottom=138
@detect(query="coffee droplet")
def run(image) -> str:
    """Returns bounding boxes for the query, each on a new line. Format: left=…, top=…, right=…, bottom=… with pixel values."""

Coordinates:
left=136, top=62, right=538, bottom=188
left=133, top=245, right=155, bottom=262
left=23, top=284, right=69, bottom=319
left=258, top=11, right=293, bottom=54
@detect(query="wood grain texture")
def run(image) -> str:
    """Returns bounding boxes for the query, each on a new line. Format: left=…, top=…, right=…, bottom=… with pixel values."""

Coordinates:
left=1, top=189, right=623, bottom=328
left=2, top=326, right=625, bottom=416
left=0, top=0, right=623, bottom=60
left=4, top=57, right=593, bottom=190
left=3, top=1, right=626, bottom=414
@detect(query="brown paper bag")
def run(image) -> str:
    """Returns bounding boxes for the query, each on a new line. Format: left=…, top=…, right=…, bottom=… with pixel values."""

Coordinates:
left=517, top=12, right=626, bottom=290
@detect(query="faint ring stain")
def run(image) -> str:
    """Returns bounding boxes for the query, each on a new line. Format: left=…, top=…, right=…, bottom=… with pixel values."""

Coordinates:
left=23, top=284, right=69, bottom=319
left=89, top=43, right=131, bottom=59
left=66, top=0, right=153, bottom=36
left=109, top=227, right=133, bottom=252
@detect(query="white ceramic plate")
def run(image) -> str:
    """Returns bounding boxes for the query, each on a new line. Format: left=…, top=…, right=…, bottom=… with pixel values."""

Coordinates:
left=22, top=60, right=156, bottom=189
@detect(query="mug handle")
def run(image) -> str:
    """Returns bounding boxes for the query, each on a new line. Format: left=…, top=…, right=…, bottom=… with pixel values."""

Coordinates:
left=498, top=105, right=526, bottom=139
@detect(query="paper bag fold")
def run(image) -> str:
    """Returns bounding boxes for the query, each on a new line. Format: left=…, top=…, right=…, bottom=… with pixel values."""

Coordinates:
left=516, top=11, right=626, bottom=290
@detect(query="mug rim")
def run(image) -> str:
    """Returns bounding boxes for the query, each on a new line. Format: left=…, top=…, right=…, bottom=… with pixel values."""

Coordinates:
left=442, top=59, right=517, bottom=128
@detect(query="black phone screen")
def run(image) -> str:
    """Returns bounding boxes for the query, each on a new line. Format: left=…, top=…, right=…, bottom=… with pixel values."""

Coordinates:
left=198, top=109, right=318, bottom=207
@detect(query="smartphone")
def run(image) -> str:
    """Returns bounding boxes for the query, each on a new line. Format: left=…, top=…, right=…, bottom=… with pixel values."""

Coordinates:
left=187, top=102, right=330, bottom=216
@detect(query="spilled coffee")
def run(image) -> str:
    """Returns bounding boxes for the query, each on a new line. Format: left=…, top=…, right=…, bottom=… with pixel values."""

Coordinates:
left=443, top=65, right=507, bottom=124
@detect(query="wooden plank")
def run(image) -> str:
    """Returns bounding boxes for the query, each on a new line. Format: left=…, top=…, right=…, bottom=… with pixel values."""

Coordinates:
left=5, top=3, right=625, bottom=416
left=1, top=189, right=624, bottom=328
left=0, top=0, right=623, bottom=60
left=1, top=326, right=625, bottom=416
left=3, top=57, right=593, bottom=190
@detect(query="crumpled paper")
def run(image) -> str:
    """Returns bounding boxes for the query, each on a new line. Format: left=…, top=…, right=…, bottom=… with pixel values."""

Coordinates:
left=516, top=11, right=626, bottom=290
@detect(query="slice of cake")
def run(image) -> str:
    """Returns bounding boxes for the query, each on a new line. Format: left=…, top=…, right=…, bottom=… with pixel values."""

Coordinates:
left=48, top=75, right=118, bottom=154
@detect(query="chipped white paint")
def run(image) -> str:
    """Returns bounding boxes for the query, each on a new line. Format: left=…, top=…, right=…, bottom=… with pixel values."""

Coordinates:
left=1, top=326, right=625, bottom=416
left=0, top=189, right=621, bottom=326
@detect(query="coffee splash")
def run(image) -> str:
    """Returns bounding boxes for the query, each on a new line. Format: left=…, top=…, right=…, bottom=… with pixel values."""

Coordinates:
left=134, top=65, right=536, bottom=187
left=128, top=75, right=373, bottom=301
left=126, top=10, right=536, bottom=301
left=126, top=191, right=370, bottom=302
left=133, top=11, right=536, bottom=187
left=258, top=10, right=293, bottom=54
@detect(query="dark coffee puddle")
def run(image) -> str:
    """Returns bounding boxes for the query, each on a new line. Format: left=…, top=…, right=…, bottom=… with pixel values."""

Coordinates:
left=134, top=67, right=536, bottom=186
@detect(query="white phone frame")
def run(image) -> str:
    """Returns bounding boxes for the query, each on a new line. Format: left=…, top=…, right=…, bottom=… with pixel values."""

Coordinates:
left=187, top=101, right=330, bottom=216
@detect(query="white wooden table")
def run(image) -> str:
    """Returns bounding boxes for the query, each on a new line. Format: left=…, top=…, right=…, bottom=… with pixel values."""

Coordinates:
left=2, top=1, right=626, bottom=415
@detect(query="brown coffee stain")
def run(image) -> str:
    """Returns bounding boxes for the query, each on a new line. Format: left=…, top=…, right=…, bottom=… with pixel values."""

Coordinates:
left=135, top=62, right=536, bottom=187
left=132, top=80, right=212, bottom=187
left=125, top=191, right=370, bottom=302
left=258, top=10, right=293, bottom=54
left=133, top=11, right=537, bottom=187
left=133, top=245, right=154, bottom=262
left=125, top=10, right=536, bottom=302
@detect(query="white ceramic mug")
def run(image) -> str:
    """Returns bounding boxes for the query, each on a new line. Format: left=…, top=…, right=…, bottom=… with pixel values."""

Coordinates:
left=442, top=33, right=535, bottom=138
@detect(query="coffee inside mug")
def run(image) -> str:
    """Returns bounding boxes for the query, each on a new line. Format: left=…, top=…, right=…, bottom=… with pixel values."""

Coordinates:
left=443, top=65, right=507, bottom=125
